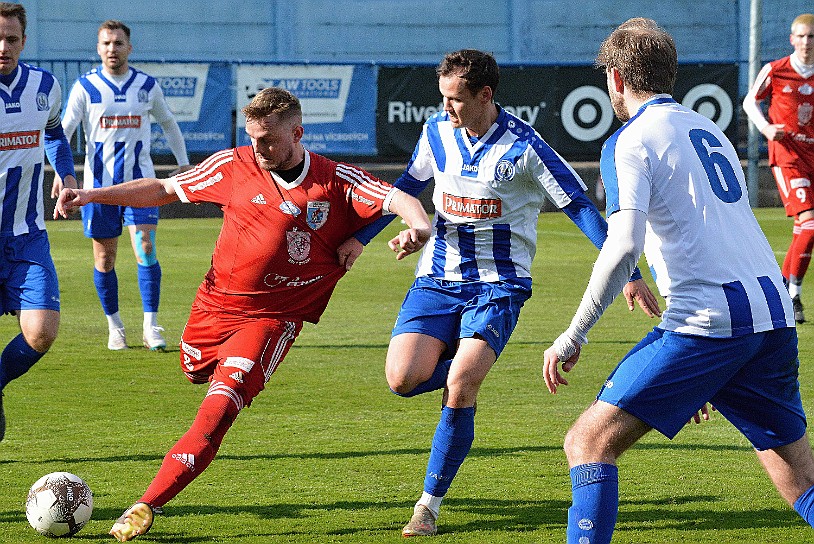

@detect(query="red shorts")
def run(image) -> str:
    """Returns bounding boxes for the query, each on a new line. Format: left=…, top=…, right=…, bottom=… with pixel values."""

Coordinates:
left=179, top=301, right=302, bottom=410
left=772, top=166, right=814, bottom=217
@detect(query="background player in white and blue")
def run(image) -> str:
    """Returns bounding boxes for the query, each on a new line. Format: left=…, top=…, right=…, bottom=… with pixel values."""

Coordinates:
left=543, top=18, right=814, bottom=544
left=58, top=20, right=190, bottom=351
left=0, top=2, right=77, bottom=441
left=348, top=49, right=660, bottom=537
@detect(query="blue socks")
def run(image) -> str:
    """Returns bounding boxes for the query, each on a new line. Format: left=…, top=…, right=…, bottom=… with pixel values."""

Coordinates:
left=794, top=483, right=814, bottom=526
left=0, top=334, right=45, bottom=390
left=137, top=262, right=162, bottom=313
left=94, top=268, right=119, bottom=315
left=567, top=463, right=619, bottom=544
left=423, top=406, right=475, bottom=497
left=391, top=358, right=452, bottom=397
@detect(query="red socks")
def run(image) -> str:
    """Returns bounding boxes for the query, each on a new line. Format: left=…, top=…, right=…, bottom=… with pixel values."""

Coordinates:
left=140, top=392, right=239, bottom=507
left=784, top=219, right=814, bottom=285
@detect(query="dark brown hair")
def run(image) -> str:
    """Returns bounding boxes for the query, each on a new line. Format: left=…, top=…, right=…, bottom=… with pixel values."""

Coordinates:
left=99, top=20, right=131, bottom=40
left=437, top=49, right=499, bottom=96
left=0, top=3, right=26, bottom=35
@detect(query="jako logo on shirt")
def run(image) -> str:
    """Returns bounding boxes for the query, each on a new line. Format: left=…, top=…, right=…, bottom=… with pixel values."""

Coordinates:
left=100, top=115, right=142, bottom=129
left=443, top=192, right=502, bottom=219
left=0, top=130, right=39, bottom=150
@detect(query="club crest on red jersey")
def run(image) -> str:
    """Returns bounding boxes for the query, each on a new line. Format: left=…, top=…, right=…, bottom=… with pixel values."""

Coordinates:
left=799, top=102, right=813, bottom=126
left=306, top=201, right=330, bottom=230
left=287, top=227, right=311, bottom=264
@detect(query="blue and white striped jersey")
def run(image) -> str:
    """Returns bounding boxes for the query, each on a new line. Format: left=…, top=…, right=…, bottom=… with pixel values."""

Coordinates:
left=601, top=96, right=794, bottom=336
left=63, top=66, right=176, bottom=188
left=0, top=63, right=63, bottom=236
left=407, top=107, right=588, bottom=284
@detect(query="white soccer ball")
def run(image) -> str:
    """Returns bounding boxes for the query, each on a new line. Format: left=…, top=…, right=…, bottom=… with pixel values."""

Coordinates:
left=25, top=472, right=93, bottom=537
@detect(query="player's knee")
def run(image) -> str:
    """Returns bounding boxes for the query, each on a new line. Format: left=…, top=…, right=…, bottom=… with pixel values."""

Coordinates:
left=134, top=230, right=158, bottom=266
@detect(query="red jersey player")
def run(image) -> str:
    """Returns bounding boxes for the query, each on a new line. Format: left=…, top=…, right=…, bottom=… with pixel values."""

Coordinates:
left=744, top=13, right=814, bottom=322
left=54, top=87, right=431, bottom=542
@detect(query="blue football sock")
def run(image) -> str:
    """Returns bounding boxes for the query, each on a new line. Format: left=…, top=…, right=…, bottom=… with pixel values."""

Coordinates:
left=137, top=262, right=162, bottom=313
left=423, top=405, right=475, bottom=497
left=391, top=358, right=452, bottom=397
left=94, top=268, right=119, bottom=315
left=0, top=334, right=45, bottom=390
left=567, top=463, right=619, bottom=544
left=794, top=483, right=814, bottom=526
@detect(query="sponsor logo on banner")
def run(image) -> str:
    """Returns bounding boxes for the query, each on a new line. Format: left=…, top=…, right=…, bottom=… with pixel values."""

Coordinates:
left=306, top=201, right=330, bottom=230
left=287, top=228, right=311, bottom=264
left=0, top=130, right=39, bottom=150
left=134, top=63, right=209, bottom=122
left=443, top=193, right=501, bottom=219
left=237, top=64, right=354, bottom=125
left=100, top=115, right=141, bottom=129
left=160, top=76, right=198, bottom=97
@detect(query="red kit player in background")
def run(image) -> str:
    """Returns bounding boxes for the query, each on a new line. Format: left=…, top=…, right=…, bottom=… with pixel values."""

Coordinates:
left=55, top=87, right=432, bottom=542
left=744, top=13, right=814, bottom=323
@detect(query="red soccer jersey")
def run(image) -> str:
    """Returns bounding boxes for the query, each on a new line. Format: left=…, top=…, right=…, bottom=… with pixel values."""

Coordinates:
left=753, top=56, right=814, bottom=169
left=172, top=146, right=394, bottom=323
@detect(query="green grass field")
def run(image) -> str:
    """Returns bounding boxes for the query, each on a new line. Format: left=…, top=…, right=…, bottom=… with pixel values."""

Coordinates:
left=1, top=209, right=814, bottom=543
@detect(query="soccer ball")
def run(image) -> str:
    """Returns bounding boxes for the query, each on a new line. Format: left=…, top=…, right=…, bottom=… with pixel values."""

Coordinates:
left=25, top=472, right=93, bottom=537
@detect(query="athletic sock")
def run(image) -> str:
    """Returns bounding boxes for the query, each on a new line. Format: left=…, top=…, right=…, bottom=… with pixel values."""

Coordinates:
left=794, top=483, right=814, bottom=527
left=0, top=334, right=45, bottom=390
left=137, top=262, right=161, bottom=313
left=140, top=392, right=238, bottom=507
left=94, top=268, right=119, bottom=316
left=423, top=406, right=475, bottom=498
left=787, top=219, right=814, bottom=286
left=567, top=463, right=619, bottom=544
left=417, top=491, right=443, bottom=519
left=392, top=358, right=452, bottom=397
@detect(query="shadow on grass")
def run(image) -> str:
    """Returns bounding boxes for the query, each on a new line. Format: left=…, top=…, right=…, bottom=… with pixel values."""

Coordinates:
left=1, top=439, right=753, bottom=467
left=1, top=494, right=804, bottom=541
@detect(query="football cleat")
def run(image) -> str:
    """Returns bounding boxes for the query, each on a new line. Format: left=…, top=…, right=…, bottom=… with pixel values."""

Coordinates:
left=143, top=326, right=166, bottom=351
left=110, top=502, right=154, bottom=542
left=402, top=504, right=437, bottom=537
left=0, top=392, right=5, bottom=442
left=793, top=296, right=806, bottom=324
left=108, top=327, right=128, bottom=351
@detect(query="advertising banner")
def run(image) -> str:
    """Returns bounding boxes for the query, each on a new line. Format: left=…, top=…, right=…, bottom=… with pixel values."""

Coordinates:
left=235, top=64, right=377, bottom=155
left=377, top=63, right=739, bottom=160
left=135, top=62, right=232, bottom=155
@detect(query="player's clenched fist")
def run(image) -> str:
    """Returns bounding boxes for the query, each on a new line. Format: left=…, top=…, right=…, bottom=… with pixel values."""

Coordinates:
left=388, top=227, right=430, bottom=260
left=53, top=187, right=88, bottom=219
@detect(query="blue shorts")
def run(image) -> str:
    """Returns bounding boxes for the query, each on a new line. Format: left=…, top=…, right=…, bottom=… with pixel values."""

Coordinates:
left=81, top=202, right=159, bottom=239
left=598, top=327, right=805, bottom=450
left=0, top=230, right=60, bottom=313
left=392, top=276, right=531, bottom=359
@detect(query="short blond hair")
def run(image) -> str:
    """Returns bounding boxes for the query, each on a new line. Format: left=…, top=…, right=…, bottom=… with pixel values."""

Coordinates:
left=242, top=87, right=301, bottom=124
left=792, top=13, right=814, bottom=31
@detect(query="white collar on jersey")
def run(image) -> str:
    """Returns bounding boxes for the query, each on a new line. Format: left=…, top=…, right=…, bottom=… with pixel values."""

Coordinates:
left=791, top=54, right=814, bottom=79
left=269, top=145, right=310, bottom=190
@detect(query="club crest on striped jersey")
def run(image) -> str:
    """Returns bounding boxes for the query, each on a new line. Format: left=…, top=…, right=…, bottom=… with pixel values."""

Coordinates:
left=36, top=92, right=49, bottom=111
left=306, top=201, right=330, bottom=230
left=493, top=159, right=515, bottom=185
left=287, top=227, right=311, bottom=264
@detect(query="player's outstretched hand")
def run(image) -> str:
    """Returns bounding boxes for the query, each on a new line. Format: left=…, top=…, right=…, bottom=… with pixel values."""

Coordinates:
left=388, top=227, right=430, bottom=260
left=337, top=237, right=364, bottom=271
left=688, top=403, right=717, bottom=425
left=543, top=340, right=581, bottom=394
left=623, top=278, right=661, bottom=318
left=53, top=187, right=87, bottom=219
